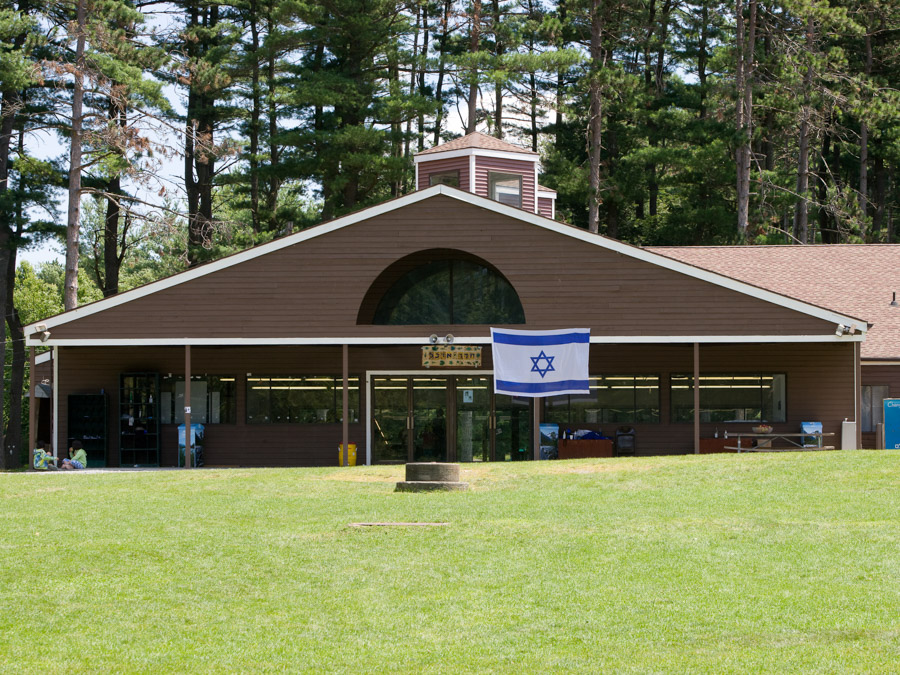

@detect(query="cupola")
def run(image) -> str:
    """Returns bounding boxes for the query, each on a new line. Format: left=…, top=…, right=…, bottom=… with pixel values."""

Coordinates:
left=414, top=131, right=556, bottom=219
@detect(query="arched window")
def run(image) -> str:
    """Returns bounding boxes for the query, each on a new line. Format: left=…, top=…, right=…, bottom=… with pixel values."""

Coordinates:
left=365, top=255, right=525, bottom=325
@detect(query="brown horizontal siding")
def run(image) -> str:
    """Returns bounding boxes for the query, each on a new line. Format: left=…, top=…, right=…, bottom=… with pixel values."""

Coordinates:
left=52, top=342, right=856, bottom=465
left=417, top=156, right=470, bottom=191
left=49, top=196, right=839, bottom=340
left=474, top=156, right=536, bottom=213
left=538, top=197, right=554, bottom=219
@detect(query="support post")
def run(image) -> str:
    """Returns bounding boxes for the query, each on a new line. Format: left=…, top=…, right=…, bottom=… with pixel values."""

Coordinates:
left=693, top=343, right=700, bottom=455
left=342, top=344, right=349, bottom=466
left=29, top=347, right=37, bottom=459
left=52, top=347, right=58, bottom=457
left=184, top=345, right=191, bottom=469
left=533, top=400, right=540, bottom=460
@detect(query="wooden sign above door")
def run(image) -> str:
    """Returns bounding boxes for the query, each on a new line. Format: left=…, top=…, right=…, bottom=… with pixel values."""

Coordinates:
left=422, top=345, right=482, bottom=368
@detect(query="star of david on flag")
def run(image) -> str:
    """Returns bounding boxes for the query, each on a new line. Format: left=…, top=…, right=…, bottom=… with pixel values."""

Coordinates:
left=491, top=328, right=590, bottom=398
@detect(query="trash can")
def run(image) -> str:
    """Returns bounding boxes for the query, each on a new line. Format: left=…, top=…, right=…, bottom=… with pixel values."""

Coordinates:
left=615, top=426, right=636, bottom=456
left=178, top=423, right=205, bottom=467
left=338, top=443, right=357, bottom=466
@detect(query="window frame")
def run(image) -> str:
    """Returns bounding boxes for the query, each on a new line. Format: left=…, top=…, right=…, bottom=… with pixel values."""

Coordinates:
left=429, top=171, right=460, bottom=188
left=543, top=375, right=661, bottom=425
left=160, top=374, right=237, bottom=425
left=246, top=375, right=361, bottom=425
left=861, top=384, right=890, bottom=433
left=488, top=172, right=523, bottom=208
left=670, top=373, right=787, bottom=424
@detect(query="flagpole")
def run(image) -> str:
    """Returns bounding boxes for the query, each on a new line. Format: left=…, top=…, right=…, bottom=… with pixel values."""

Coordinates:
left=533, top=402, right=540, bottom=460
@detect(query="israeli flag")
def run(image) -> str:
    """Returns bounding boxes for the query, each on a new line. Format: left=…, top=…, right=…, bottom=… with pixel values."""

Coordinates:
left=491, top=328, right=590, bottom=397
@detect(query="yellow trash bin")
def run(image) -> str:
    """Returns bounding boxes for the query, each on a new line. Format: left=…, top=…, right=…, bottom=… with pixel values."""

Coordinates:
left=338, top=443, right=357, bottom=466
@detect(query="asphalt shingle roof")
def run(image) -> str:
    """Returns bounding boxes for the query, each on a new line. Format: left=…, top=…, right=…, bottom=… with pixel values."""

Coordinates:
left=646, top=244, right=900, bottom=360
left=416, top=131, right=538, bottom=156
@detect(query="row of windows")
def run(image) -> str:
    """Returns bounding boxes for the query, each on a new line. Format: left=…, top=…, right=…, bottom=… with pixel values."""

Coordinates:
left=160, top=376, right=360, bottom=425
left=543, top=374, right=787, bottom=425
left=157, top=373, right=787, bottom=426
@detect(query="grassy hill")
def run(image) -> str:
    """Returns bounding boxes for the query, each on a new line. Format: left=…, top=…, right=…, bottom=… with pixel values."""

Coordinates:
left=3, top=452, right=899, bottom=673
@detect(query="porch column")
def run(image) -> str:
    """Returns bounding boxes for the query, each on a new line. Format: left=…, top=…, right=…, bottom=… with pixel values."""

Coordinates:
left=29, top=346, right=37, bottom=460
left=533, top=401, right=540, bottom=460
left=51, top=347, right=57, bottom=457
left=184, top=345, right=192, bottom=468
left=693, top=343, right=700, bottom=455
left=342, top=344, right=349, bottom=466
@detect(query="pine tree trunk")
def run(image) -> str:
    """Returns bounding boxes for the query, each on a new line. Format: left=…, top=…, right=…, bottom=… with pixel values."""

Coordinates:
left=734, top=0, right=756, bottom=240
left=6, top=246, right=24, bottom=465
left=793, top=18, right=814, bottom=245
left=492, top=0, right=502, bottom=138
left=859, top=27, right=872, bottom=240
left=873, top=155, right=886, bottom=237
left=433, top=0, right=451, bottom=145
left=0, top=82, right=19, bottom=469
left=249, top=1, right=262, bottom=233
left=466, top=0, right=482, bottom=133
left=265, top=12, right=281, bottom=230
left=64, top=0, right=87, bottom=308
left=587, top=0, right=603, bottom=234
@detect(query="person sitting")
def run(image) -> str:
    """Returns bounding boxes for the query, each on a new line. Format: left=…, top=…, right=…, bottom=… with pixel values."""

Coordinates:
left=33, top=441, right=59, bottom=471
left=61, top=440, right=87, bottom=470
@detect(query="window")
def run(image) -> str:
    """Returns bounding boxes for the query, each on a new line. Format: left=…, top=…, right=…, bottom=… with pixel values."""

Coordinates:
left=373, top=259, right=525, bottom=325
left=160, top=375, right=236, bottom=425
left=543, top=376, right=660, bottom=425
left=862, top=385, right=890, bottom=432
left=671, top=374, right=786, bottom=423
left=247, top=376, right=360, bottom=424
left=429, top=171, right=459, bottom=187
left=489, top=172, right=522, bottom=208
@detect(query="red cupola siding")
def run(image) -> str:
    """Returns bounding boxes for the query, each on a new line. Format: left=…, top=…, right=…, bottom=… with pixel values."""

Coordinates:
left=414, top=132, right=556, bottom=217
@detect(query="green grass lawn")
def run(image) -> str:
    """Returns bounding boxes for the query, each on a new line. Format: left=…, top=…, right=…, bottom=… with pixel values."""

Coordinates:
left=2, top=451, right=899, bottom=673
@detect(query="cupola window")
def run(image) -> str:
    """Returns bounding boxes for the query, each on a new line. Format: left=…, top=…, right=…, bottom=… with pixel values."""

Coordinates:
left=489, top=172, right=522, bottom=208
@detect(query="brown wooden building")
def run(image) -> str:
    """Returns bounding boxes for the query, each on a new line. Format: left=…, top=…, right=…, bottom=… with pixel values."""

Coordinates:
left=27, top=133, right=894, bottom=468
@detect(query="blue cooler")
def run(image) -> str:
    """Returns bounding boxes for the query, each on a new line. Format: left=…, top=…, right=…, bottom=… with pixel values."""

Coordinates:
left=178, top=423, right=205, bottom=467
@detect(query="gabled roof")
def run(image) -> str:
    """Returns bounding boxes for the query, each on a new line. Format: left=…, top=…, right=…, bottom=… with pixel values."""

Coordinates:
left=25, top=186, right=866, bottom=344
left=415, top=131, right=538, bottom=157
left=647, top=244, right=899, bottom=359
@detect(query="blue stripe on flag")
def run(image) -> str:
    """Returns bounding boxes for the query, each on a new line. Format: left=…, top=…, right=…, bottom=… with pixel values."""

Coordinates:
left=492, top=331, right=589, bottom=346
left=495, top=379, right=590, bottom=394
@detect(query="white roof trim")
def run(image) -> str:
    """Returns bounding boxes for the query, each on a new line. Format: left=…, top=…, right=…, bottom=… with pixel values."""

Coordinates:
left=35, top=351, right=52, bottom=365
left=413, top=148, right=538, bottom=164
left=536, top=190, right=557, bottom=199
left=26, top=185, right=866, bottom=335
left=26, top=334, right=864, bottom=347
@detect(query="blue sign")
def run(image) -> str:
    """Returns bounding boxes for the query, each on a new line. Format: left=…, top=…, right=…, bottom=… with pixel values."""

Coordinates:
left=884, top=399, right=900, bottom=450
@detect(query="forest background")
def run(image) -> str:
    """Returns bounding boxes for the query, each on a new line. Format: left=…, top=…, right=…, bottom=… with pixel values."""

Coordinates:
left=1, top=0, right=899, bottom=466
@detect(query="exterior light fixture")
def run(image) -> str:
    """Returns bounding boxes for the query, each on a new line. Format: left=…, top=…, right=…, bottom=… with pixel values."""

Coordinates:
left=40, top=331, right=51, bottom=342
left=429, top=334, right=439, bottom=344
left=835, top=324, right=846, bottom=337
left=445, top=334, right=454, bottom=344
left=891, top=292, right=899, bottom=308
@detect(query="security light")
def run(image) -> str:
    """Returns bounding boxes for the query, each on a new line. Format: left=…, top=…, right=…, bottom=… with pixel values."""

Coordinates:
left=429, top=334, right=439, bottom=344
left=835, top=324, right=846, bottom=337
left=445, top=334, right=454, bottom=344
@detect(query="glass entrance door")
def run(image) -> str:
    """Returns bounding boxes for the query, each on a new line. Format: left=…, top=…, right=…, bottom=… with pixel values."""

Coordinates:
left=456, top=376, right=491, bottom=462
left=494, top=393, right=532, bottom=461
left=412, top=377, right=449, bottom=462
left=372, top=377, right=409, bottom=463
left=371, top=375, right=532, bottom=464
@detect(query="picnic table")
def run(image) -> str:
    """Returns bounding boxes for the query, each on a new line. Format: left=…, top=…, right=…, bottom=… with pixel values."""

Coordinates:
left=723, top=431, right=836, bottom=453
